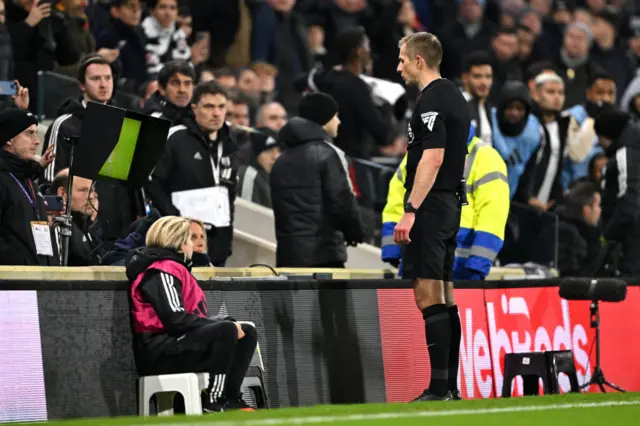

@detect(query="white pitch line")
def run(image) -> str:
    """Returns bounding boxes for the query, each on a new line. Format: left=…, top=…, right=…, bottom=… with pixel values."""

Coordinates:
left=149, top=400, right=640, bottom=426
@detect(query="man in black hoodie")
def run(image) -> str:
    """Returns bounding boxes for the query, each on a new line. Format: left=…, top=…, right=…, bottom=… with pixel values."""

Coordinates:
left=148, top=81, right=239, bottom=267
left=43, top=54, right=145, bottom=248
left=594, top=110, right=640, bottom=276
left=143, top=59, right=194, bottom=125
left=306, top=26, right=394, bottom=159
left=0, top=108, right=58, bottom=265
left=270, top=92, right=365, bottom=267
left=236, top=128, right=280, bottom=209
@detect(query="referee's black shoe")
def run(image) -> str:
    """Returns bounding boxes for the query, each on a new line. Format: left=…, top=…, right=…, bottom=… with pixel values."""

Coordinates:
left=451, top=389, right=462, bottom=400
left=411, top=389, right=453, bottom=402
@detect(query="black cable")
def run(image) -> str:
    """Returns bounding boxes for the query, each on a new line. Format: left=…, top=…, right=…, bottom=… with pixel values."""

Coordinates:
left=248, top=264, right=279, bottom=276
left=579, top=336, right=596, bottom=388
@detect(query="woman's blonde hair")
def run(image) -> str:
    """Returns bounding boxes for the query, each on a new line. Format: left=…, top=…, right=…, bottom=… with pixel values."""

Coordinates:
left=189, top=219, right=208, bottom=253
left=145, top=216, right=191, bottom=252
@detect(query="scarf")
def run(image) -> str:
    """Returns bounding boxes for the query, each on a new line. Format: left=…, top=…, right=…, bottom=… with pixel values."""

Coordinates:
left=0, top=149, right=41, bottom=180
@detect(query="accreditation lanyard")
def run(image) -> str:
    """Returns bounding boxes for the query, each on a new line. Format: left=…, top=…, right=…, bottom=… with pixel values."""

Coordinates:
left=8, top=173, right=37, bottom=210
left=209, top=142, right=224, bottom=186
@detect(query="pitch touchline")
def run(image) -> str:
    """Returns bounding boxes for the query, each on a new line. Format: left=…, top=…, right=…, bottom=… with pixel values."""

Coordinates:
left=148, top=400, right=640, bottom=426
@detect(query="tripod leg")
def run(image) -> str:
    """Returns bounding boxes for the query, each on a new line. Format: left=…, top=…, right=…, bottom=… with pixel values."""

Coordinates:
left=603, top=381, right=626, bottom=393
left=598, top=382, right=607, bottom=393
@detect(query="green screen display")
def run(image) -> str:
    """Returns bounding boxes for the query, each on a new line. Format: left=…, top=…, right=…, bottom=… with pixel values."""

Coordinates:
left=98, top=117, right=140, bottom=180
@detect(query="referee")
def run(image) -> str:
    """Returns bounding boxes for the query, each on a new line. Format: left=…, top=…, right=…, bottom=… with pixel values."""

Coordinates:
left=394, top=33, right=470, bottom=402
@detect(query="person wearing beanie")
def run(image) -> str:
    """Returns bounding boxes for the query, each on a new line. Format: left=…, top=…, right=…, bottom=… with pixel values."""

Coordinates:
left=0, top=108, right=59, bottom=265
left=594, top=109, right=640, bottom=276
left=270, top=92, right=365, bottom=267
left=236, top=128, right=281, bottom=208
left=555, top=21, right=598, bottom=107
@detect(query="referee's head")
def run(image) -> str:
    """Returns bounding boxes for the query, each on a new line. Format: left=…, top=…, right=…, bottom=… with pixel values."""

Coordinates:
left=397, top=32, right=442, bottom=85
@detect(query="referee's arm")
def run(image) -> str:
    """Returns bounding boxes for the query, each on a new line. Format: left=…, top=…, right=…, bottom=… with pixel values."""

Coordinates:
left=407, top=118, right=446, bottom=208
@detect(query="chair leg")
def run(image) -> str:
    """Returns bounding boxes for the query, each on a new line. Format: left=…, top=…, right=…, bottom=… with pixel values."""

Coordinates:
left=156, top=392, right=175, bottom=416
left=139, top=381, right=150, bottom=416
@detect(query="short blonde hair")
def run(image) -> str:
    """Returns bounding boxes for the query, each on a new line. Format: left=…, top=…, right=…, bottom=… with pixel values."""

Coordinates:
left=189, top=219, right=208, bottom=253
left=399, top=32, right=442, bottom=69
left=146, top=216, right=191, bottom=252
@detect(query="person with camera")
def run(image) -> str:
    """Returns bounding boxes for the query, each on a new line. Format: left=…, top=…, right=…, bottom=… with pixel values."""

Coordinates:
left=127, top=216, right=257, bottom=412
left=0, top=108, right=58, bottom=265
left=5, top=0, right=80, bottom=112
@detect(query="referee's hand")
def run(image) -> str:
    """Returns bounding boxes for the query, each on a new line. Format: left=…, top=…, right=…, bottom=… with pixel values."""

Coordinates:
left=393, top=213, right=415, bottom=245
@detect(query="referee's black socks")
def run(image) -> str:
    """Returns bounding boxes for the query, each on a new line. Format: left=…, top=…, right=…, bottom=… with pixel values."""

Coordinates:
left=448, top=305, right=462, bottom=392
left=422, top=303, right=451, bottom=396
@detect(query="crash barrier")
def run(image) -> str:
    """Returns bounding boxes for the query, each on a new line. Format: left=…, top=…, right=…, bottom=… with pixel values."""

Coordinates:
left=1, top=267, right=637, bottom=422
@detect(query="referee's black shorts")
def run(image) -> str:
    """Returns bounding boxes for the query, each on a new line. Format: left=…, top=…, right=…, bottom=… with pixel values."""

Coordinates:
left=402, top=191, right=461, bottom=281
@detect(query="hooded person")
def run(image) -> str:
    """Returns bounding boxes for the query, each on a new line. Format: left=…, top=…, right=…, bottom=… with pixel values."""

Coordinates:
left=270, top=92, right=365, bottom=267
left=619, top=73, right=640, bottom=123
left=594, top=110, right=640, bottom=275
left=236, top=128, right=280, bottom=208
left=490, top=81, right=542, bottom=198
left=0, top=108, right=59, bottom=265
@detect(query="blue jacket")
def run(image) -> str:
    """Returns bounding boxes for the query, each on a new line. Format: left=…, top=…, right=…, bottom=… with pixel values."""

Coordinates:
left=491, top=110, right=541, bottom=199
left=564, top=105, right=604, bottom=188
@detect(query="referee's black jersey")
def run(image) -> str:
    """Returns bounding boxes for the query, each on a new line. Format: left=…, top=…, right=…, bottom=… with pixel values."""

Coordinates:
left=404, top=78, right=470, bottom=193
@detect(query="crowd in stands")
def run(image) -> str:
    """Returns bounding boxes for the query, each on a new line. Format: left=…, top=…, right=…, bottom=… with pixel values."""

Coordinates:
left=1, top=0, right=640, bottom=278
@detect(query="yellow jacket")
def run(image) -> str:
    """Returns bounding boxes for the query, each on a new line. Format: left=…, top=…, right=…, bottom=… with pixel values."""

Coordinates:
left=381, top=137, right=510, bottom=279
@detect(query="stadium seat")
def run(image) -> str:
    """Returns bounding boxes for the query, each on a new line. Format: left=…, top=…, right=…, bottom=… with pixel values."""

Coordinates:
left=138, top=373, right=204, bottom=416
left=545, top=350, right=580, bottom=394
left=502, top=352, right=553, bottom=397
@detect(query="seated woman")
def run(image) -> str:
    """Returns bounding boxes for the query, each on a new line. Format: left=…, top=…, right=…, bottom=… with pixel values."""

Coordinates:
left=189, top=219, right=214, bottom=267
left=126, top=216, right=257, bottom=412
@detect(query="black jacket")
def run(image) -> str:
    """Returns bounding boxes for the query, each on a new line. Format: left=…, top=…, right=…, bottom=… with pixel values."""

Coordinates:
left=66, top=212, right=105, bottom=266
left=148, top=117, right=239, bottom=266
left=6, top=1, right=79, bottom=112
left=270, top=117, right=365, bottom=267
left=557, top=205, right=602, bottom=277
left=309, top=68, right=392, bottom=158
left=601, top=123, right=640, bottom=275
left=0, top=150, right=59, bottom=265
left=43, top=97, right=145, bottom=247
left=236, top=163, right=272, bottom=208
left=142, top=92, right=189, bottom=125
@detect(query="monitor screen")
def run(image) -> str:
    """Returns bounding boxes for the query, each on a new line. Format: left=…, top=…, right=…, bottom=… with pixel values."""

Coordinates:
left=98, top=117, right=141, bottom=180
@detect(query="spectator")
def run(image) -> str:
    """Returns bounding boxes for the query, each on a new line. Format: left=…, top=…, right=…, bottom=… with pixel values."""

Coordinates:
left=227, top=90, right=252, bottom=128
left=43, top=54, right=144, bottom=247
left=101, top=207, right=161, bottom=265
left=439, top=0, right=496, bottom=80
left=594, top=110, right=640, bottom=276
left=555, top=21, right=596, bottom=107
left=252, top=0, right=312, bottom=112
left=255, top=101, right=287, bottom=132
left=189, top=219, right=213, bottom=267
left=6, top=0, right=80, bottom=112
left=251, top=61, right=278, bottom=103
left=143, top=59, right=195, bottom=124
left=488, top=27, right=522, bottom=104
left=54, top=0, right=120, bottom=77
left=148, top=81, right=239, bottom=267
left=95, top=0, right=148, bottom=94
left=491, top=81, right=541, bottom=198
left=590, top=7, right=632, bottom=104
left=49, top=169, right=105, bottom=266
left=563, top=71, right=616, bottom=187
left=307, top=21, right=327, bottom=69
left=516, top=23, right=537, bottom=70
left=620, top=72, right=640, bottom=123
left=0, top=0, right=13, bottom=81
left=587, top=152, right=607, bottom=185
left=213, top=68, right=236, bottom=90
left=195, top=63, right=215, bottom=83
left=0, top=80, right=30, bottom=112
left=189, top=0, right=252, bottom=68
left=306, top=26, right=393, bottom=158
left=0, top=108, right=58, bottom=265
left=557, top=181, right=603, bottom=277
left=525, top=60, right=556, bottom=99
left=236, top=67, right=260, bottom=105
left=237, top=128, right=280, bottom=208
left=463, top=51, right=493, bottom=144
left=515, top=73, right=569, bottom=211
left=141, top=0, right=190, bottom=78
left=271, top=93, right=365, bottom=267
left=126, top=216, right=257, bottom=412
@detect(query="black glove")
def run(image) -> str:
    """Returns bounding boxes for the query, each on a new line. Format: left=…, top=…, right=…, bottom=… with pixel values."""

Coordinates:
left=134, top=208, right=162, bottom=236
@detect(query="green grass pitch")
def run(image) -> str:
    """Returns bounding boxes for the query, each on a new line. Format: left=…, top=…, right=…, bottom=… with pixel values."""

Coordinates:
left=12, top=392, right=640, bottom=426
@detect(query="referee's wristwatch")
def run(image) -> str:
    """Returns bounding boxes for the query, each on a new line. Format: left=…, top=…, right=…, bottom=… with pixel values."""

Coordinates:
left=404, top=202, right=418, bottom=214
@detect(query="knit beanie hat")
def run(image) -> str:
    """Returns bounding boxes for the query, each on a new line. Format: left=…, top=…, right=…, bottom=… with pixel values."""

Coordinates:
left=298, top=92, right=339, bottom=126
left=594, top=110, right=631, bottom=141
left=0, top=108, right=38, bottom=145
left=251, top=127, right=280, bottom=156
